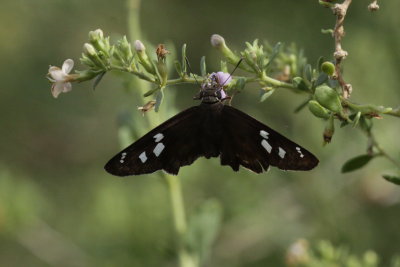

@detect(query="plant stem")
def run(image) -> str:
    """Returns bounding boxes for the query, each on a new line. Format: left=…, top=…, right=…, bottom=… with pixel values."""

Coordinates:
left=126, top=2, right=195, bottom=266
left=165, top=174, right=197, bottom=267
left=368, top=131, right=400, bottom=168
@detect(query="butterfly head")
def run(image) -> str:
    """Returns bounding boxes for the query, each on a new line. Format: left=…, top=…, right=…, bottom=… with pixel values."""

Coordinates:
left=198, top=72, right=232, bottom=103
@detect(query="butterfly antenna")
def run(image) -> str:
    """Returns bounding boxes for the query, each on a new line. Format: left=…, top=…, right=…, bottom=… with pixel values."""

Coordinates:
left=221, top=57, right=243, bottom=86
left=185, top=57, right=201, bottom=88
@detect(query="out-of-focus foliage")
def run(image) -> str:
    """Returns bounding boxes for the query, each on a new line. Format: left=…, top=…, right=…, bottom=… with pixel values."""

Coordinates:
left=1, top=0, right=400, bottom=266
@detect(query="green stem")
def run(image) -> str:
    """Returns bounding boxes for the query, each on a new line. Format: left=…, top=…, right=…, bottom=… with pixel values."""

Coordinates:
left=165, top=174, right=197, bottom=267
left=368, top=131, right=400, bottom=168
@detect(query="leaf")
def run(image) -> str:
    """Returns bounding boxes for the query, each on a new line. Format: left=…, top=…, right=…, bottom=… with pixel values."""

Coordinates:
left=174, top=60, right=182, bottom=77
left=317, top=56, right=325, bottom=72
left=294, top=99, right=310, bottom=113
left=304, top=64, right=312, bottom=82
left=181, top=43, right=187, bottom=74
left=259, top=88, right=275, bottom=102
left=265, top=42, right=281, bottom=69
left=143, top=86, right=160, bottom=97
left=383, top=175, right=400, bottom=186
left=315, top=72, right=328, bottom=87
left=234, top=77, right=246, bottom=92
left=200, top=56, right=206, bottom=77
left=93, top=71, right=106, bottom=90
left=293, top=77, right=309, bottom=91
left=220, top=60, right=228, bottom=73
left=341, top=154, right=375, bottom=173
left=154, top=88, right=164, bottom=112
left=184, top=199, right=222, bottom=265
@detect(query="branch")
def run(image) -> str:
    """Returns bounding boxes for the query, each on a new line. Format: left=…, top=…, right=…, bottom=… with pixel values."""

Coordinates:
left=332, top=0, right=353, bottom=99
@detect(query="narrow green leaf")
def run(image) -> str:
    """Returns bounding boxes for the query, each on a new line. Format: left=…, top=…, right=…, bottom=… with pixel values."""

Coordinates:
left=93, top=71, right=106, bottom=90
left=143, top=86, right=160, bottom=97
left=317, top=56, right=325, bottom=72
left=383, top=175, right=400, bottom=186
left=304, top=64, right=312, bottom=82
left=294, top=99, right=310, bottom=113
left=260, top=89, right=275, bottom=102
left=220, top=60, right=228, bottom=73
left=174, top=60, right=182, bottom=77
left=181, top=43, right=187, bottom=74
left=200, top=56, right=206, bottom=77
left=341, top=154, right=375, bottom=173
left=264, top=42, right=281, bottom=70
left=154, top=88, right=164, bottom=112
left=352, top=112, right=362, bottom=128
left=234, top=77, right=246, bottom=92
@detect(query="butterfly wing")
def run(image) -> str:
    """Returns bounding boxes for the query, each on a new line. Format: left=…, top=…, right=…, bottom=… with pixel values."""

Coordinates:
left=220, top=105, right=319, bottom=172
left=105, top=106, right=205, bottom=176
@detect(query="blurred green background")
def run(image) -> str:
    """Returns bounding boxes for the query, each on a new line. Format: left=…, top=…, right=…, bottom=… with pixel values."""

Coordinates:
left=1, top=0, right=400, bottom=266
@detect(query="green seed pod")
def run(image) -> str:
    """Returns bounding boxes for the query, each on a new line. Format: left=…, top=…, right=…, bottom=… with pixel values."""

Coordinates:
left=308, top=100, right=331, bottom=119
left=323, top=115, right=335, bottom=145
left=321, top=61, right=335, bottom=76
left=314, top=85, right=343, bottom=113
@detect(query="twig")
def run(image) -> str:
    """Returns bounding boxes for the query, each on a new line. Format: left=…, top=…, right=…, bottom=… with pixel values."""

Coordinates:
left=366, top=131, right=400, bottom=168
left=332, top=0, right=353, bottom=99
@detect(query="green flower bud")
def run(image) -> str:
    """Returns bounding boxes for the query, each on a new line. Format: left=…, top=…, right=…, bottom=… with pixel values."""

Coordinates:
left=211, top=34, right=240, bottom=64
left=314, top=85, right=343, bottom=113
left=308, top=100, right=331, bottom=119
left=321, top=61, right=335, bottom=76
left=134, top=40, right=155, bottom=74
left=88, top=29, right=104, bottom=42
left=83, top=43, right=97, bottom=56
left=83, top=43, right=107, bottom=69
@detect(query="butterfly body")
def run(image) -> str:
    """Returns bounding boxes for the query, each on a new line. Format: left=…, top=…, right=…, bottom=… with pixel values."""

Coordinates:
left=105, top=72, right=319, bottom=176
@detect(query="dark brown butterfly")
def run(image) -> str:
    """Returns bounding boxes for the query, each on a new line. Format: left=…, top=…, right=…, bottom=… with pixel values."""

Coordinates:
left=105, top=72, right=319, bottom=176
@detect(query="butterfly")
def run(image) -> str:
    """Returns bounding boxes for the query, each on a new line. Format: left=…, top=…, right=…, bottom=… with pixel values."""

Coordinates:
left=105, top=71, right=319, bottom=176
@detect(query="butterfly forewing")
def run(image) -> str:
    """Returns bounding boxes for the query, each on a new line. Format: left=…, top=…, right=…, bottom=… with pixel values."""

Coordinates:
left=105, top=106, right=204, bottom=176
left=221, top=105, right=319, bottom=172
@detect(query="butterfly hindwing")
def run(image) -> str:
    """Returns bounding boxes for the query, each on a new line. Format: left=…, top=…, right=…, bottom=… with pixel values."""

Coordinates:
left=105, top=106, right=204, bottom=176
left=221, top=105, right=319, bottom=172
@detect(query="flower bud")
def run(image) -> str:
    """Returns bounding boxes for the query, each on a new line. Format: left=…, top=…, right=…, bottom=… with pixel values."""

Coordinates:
left=89, top=29, right=104, bottom=42
left=321, top=61, right=335, bottom=76
left=211, top=34, right=225, bottom=48
left=83, top=43, right=97, bottom=56
left=210, top=34, right=240, bottom=64
left=314, top=85, right=343, bottom=113
left=308, top=100, right=331, bottom=119
left=134, top=40, right=145, bottom=52
left=135, top=40, right=155, bottom=74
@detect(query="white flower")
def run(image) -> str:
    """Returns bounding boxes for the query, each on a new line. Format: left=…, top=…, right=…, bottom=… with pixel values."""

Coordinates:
left=48, top=59, right=76, bottom=98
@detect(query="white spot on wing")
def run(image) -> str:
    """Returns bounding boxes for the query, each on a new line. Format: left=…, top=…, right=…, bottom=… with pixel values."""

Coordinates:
left=120, top=152, right=127, bottom=160
left=278, top=147, right=286, bottom=159
left=153, top=143, right=165, bottom=157
left=153, top=133, right=164, bottom=142
left=296, top=146, right=304, bottom=158
left=261, top=139, right=272, bottom=153
left=139, top=151, right=147, bottom=163
left=260, top=130, right=269, bottom=139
